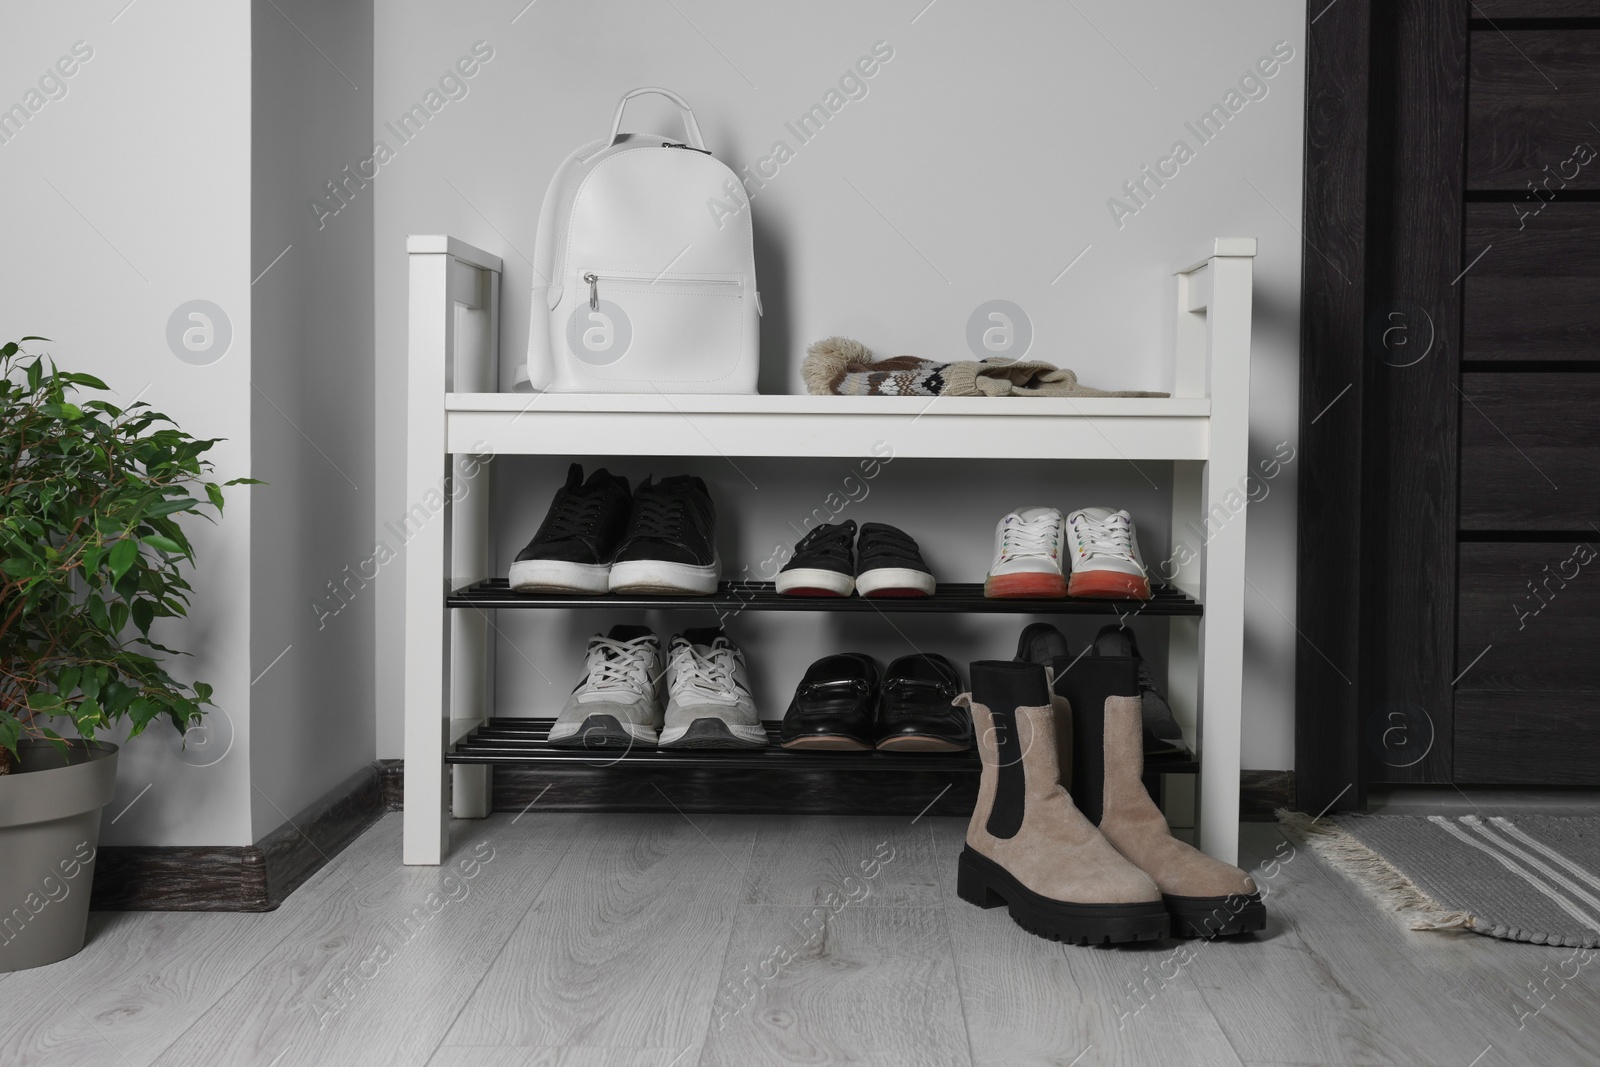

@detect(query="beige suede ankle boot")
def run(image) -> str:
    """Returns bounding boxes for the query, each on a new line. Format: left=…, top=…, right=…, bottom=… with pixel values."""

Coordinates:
left=956, top=661, right=1169, bottom=945
left=1052, top=656, right=1266, bottom=938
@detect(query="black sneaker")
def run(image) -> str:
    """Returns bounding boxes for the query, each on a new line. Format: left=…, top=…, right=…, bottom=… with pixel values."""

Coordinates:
left=508, top=464, right=631, bottom=594
left=855, top=522, right=935, bottom=597
left=775, top=520, right=857, bottom=597
left=608, top=475, right=720, bottom=595
left=1014, top=621, right=1073, bottom=667
left=1092, top=625, right=1187, bottom=757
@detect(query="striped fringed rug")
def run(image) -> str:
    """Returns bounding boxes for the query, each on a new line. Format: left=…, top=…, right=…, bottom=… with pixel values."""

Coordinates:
left=1279, top=810, right=1600, bottom=948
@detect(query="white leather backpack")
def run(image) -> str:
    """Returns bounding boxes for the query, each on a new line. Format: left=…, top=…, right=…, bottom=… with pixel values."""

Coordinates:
left=519, top=87, right=761, bottom=394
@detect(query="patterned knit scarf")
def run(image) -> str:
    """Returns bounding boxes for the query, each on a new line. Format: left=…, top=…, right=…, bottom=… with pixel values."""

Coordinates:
left=802, top=337, right=1168, bottom=398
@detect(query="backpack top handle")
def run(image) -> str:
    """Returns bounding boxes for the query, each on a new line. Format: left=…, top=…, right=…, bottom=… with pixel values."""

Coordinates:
left=606, top=87, right=707, bottom=151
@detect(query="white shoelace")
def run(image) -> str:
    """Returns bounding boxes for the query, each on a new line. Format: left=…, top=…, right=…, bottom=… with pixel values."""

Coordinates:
left=999, top=513, right=1060, bottom=560
left=670, top=640, right=740, bottom=704
left=579, top=636, right=658, bottom=696
left=1069, top=510, right=1137, bottom=563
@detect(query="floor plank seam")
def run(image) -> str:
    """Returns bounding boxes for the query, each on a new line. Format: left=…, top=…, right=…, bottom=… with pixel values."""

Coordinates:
left=927, top=818, right=982, bottom=1067
left=106, top=816, right=412, bottom=1067
left=421, top=816, right=588, bottom=1063
left=690, top=815, right=760, bottom=1067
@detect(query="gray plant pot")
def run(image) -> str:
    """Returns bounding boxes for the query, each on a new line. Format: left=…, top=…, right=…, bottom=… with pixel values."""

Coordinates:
left=0, top=740, right=118, bottom=972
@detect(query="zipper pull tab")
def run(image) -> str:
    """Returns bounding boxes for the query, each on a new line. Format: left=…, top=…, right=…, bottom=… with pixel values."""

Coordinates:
left=583, top=272, right=598, bottom=310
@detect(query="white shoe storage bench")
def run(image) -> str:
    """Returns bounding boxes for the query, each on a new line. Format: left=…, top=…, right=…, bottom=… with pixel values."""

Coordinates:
left=403, top=234, right=1258, bottom=867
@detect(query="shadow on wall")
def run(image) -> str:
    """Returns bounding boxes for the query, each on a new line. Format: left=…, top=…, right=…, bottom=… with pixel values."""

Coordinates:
left=754, top=206, right=791, bottom=394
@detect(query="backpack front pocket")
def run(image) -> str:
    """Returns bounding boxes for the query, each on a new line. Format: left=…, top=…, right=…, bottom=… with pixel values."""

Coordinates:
left=563, top=270, right=750, bottom=385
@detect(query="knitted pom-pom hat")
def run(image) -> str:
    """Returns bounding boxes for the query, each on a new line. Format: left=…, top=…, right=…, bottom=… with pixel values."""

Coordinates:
left=803, top=336, right=949, bottom=396
left=802, top=337, right=1167, bottom=399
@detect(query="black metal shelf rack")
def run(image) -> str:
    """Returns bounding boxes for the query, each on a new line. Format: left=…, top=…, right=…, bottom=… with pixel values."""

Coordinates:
left=445, top=580, right=1199, bottom=815
left=447, top=579, right=1203, bottom=616
left=447, top=718, right=1197, bottom=818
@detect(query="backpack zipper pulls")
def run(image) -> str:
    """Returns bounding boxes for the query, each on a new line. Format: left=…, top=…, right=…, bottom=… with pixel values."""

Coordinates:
left=584, top=272, right=599, bottom=310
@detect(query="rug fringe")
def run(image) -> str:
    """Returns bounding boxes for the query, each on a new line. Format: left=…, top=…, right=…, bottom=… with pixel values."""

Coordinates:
left=1276, top=808, right=1476, bottom=933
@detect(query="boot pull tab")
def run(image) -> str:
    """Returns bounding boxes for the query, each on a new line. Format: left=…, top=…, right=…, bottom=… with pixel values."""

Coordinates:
left=952, top=693, right=973, bottom=710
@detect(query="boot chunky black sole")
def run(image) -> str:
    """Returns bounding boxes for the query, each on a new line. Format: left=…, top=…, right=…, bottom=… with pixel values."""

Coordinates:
left=956, top=847, right=1169, bottom=945
left=1164, top=892, right=1267, bottom=938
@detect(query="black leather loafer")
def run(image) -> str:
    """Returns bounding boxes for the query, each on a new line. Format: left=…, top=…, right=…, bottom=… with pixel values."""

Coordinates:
left=780, top=653, right=879, bottom=750
left=876, top=653, right=969, bottom=751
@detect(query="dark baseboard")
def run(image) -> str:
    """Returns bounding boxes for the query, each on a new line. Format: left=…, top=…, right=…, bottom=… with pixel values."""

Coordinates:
left=486, top=762, right=979, bottom=818
left=91, top=762, right=388, bottom=912
left=91, top=761, right=1292, bottom=910
left=387, top=761, right=1294, bottom=822
left=378, top=757, right=404, bottom=812
left=1240, top=770, right=1295, bottom=821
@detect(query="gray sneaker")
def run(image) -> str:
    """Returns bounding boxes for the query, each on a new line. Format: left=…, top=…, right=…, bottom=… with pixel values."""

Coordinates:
left=658, top=628, right=766, bottom=749
left=547, top=625, right=664, bottom=748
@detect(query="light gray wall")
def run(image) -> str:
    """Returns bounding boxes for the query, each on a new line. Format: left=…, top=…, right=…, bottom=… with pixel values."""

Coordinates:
left=373, top=1, right=1305, bottom=768
left=0, top=1, right=256, bottom=845
left=2, top=1, right=377, bottom=847
left=249, top=0, right=376, bottom=840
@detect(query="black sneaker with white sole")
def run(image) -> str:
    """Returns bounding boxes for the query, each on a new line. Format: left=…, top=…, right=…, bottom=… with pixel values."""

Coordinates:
left=509, top=464, right=631, bottom=594
left=607, top=475, right=721, bottom=596
left=775, top=521, right=857, bottom=597
left=855, top=522, right=936, bottom=597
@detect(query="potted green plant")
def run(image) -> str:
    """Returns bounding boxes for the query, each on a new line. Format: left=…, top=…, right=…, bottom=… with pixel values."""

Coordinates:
left=0, top=337, right=248, bottom=971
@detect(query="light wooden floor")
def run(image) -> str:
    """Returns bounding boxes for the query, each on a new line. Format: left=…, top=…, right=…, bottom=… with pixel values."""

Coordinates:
left=5, top=811, right=1599, bottom=1066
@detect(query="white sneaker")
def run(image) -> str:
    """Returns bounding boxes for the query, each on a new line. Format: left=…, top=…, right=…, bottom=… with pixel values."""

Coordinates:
left=547, top=625, right=665, bottom=747
left=984, top=507, right=1067, bottom=598
left=658, top=628, right=767, bottom=749
left=1065, top=507, right=1152, bottom=600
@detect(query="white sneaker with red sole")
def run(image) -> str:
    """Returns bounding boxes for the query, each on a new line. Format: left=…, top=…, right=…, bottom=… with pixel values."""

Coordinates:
left=984, top=507, right=1067, bottom=598
left=1065, top=507, right=1152, bottom=600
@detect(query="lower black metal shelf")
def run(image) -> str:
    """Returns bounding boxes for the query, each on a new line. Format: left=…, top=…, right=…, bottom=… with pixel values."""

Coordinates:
left=450, top=718, right=1197, bottom=770
left=447, top=579, right=1202, bottom=616
left=449, top=718, right=1198, bottom=818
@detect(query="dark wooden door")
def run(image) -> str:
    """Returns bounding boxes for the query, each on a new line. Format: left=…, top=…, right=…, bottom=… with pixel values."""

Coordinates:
left=1296, top=0, right=1600, bottom=811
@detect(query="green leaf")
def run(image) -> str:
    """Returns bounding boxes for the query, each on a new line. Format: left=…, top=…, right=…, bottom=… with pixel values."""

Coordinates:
left=141, top=534, right=184, bottom=554
left=108, top=537, right=138, bottom=581
left=71, top=699, right=102, bottom=736
left=0, top=716, right=21, bottom=760
left=86, top=594, right=110, bottom=631
left=146, top=497, right=198, bottom=518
